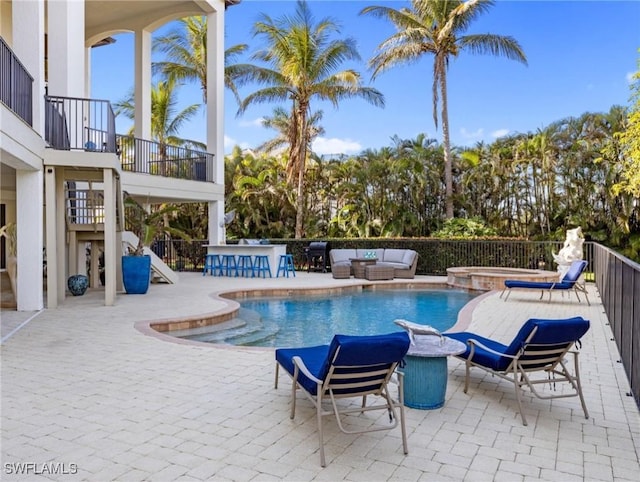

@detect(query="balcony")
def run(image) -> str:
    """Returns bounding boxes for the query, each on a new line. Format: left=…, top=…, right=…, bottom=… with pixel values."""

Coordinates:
left=0, top=36, right=34, bottom=126
left=44, top=95, right=214, bottom=183
left=118, top=135, right=213, bottom=182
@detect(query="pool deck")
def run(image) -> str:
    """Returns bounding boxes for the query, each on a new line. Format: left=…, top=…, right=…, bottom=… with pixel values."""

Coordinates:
left=1, top=272, right=639, bottom=481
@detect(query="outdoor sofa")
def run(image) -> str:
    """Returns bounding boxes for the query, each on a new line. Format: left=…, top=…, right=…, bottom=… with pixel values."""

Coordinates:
left=329, top=248, right=418, bottom=279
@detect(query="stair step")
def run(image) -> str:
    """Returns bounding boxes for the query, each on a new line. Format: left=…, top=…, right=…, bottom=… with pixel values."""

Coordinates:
left=169, top=318, right=246, bottom=338
left=173, top=308, right=275, bottom=345
left=226, top=327, right=280, bottom=346
left=185, top=323, right=262, bottom=344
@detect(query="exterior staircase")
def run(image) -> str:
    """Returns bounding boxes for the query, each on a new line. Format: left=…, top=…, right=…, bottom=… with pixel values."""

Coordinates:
left=121, top=231, right=179, bottom=284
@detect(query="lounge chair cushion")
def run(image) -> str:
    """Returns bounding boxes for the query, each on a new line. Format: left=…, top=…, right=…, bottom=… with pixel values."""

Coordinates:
left=275, top=332, right=410, bottom=394
left=446, top=332, right=511, bottom=371
left=447, top=316, right=590, bottom=372
left=504, top=280, right=570, bottom=290
left=275, top=344, right=330, bottom=394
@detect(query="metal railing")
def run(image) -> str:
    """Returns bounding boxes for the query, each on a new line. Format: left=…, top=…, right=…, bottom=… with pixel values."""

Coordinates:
left=592, top=243, right=640, bottom=407
left=66, top=186, right=105, bottom=227
left=44, top=95, right=116, bottom=152
left=0, top=36, right=33, bottom=126
left=118, top=135, right=213, bottom=182
left=41, top=94, right=214, bottom=183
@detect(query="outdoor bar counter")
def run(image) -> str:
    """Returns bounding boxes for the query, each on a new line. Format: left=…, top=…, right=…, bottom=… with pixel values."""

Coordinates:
left=204, top=243, right=287, bottom=277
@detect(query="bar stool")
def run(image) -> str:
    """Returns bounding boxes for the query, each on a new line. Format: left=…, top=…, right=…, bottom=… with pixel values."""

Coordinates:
left=253, top=255, right=272, bottom=278
left=277, top=254, right=296, bottom=278
left=237, top=254, right=254, bottom=278
left=202, top=254, right=222, bottom=276
left=220, top=254, right=238, bottom=277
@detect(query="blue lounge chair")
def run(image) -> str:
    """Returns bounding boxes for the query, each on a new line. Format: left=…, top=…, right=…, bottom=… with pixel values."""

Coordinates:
left=446, top=316, right=590, bottom=425
left=501, top=259, right=589, bottom=305
left=275, top=332, right=410, bottom=467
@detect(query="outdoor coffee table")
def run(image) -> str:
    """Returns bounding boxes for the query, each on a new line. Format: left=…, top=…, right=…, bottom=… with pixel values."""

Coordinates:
left=350, top=257, right=377, bottom=279
left=401, top=335, right=466, bottom=409
left=365, top=264, right=394, bottom=280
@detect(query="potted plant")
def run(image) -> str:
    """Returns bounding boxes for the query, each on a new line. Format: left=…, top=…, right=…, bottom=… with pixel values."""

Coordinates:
left=122, top=195, right=191, bottom=294
left=0, top=222, right=17, bottom=300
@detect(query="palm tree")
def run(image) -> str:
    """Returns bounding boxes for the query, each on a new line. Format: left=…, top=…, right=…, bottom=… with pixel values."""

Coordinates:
left=114, top=77, right=203, bottom=153
left=153, top=16, right=248, bottom=104
left=235, top=0, right=385, bottom=238
left=258, top=107, right=325, bottom=183
left=361, top=0, right=527, bottom=218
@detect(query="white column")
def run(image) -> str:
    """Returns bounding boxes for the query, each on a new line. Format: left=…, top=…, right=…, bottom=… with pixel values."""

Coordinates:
left=134, top=29, right=152, bottom=140
left=12, top=0, right=45, bottom=135
left=207, top=8, right=225, bottom=244
left=47, top=0, right=85, bottom=96
left=45, top=166, right=58, bottom=309
left=103, top=169, right=116, bottom=306
left=208, top=201, right=224, bottom=245
left=56, top=169, right=66, bottom=304
left=16, top=170, right=44, bottom=311
left=85, top=46, right=92, bottom=98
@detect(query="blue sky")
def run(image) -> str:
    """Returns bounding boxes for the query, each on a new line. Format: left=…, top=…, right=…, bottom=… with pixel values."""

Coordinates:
left=91, top=0, right=640, bottom=156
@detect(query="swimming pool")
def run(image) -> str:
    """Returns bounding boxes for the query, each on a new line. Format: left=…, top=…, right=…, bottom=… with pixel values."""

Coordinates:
left=173, top=288, right=477, bottom=348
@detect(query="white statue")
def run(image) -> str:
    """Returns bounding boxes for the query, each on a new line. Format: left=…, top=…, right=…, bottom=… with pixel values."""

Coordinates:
left=552, top=227, right=584, bottom=276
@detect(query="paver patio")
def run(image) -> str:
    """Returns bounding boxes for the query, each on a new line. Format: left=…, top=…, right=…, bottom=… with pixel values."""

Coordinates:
left=1, top=273, right=639, bottom=481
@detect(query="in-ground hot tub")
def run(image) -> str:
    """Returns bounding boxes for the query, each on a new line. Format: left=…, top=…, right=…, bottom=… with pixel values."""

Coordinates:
left=447, top=266, right=560, bottom=291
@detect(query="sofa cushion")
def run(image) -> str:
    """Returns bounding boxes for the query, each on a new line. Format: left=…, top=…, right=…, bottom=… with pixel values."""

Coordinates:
left=402, top=250, right=417, bottom=266
left=383, top=249, right=407, bottom=263
left=378, top=261, right=409, bottom=270
left=356, top=248, right=384, bottom=260
left=330, top=249, right=357, bottom=264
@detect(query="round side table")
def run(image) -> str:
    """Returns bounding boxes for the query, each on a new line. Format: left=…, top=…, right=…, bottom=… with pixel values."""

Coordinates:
left=401, top=335, right=466, bottom=410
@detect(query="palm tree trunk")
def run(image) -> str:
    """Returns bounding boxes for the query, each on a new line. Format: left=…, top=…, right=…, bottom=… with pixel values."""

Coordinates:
left=439, top=61, right=454, bottom=219
left=294, top=105, right=308, bottom=238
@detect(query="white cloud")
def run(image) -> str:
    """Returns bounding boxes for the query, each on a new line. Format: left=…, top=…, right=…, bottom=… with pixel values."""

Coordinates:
left=459, top=127, right=484, bottom=140
left=312, top=137, right=362, bottom=156
left=238, top=117, right=265, bottom=128
left=627, top=71, right=636, bottom=84
left=224, top=135, right=250, bottom=151
left=491, top=129, right=510, bottom=139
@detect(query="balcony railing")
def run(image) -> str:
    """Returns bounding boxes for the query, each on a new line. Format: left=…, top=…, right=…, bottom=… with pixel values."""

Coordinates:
left=42, top=95, right=214, bottom=183
left=0, top=36, right=33, bottom=126
left=45, top=95, right=117, bottom=152
left=118, top=134, right=214, bottom=182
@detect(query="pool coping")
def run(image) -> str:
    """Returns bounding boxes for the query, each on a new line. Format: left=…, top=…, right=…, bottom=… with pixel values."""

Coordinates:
left=134, top=279, right=487, bottom=349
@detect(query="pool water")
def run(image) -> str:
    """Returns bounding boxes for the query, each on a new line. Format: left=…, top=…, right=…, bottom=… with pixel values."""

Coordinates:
left=175, top=288, right=477, bottom=348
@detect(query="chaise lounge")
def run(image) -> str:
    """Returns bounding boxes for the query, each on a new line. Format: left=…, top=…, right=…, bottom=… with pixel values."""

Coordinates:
left=500, top=259, right=589, bottom=305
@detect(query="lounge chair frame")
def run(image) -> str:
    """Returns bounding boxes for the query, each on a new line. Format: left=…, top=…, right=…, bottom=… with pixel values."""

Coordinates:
left=458, top=326, right=589, bottom=426
left=275, top=342, right=408, bottom=467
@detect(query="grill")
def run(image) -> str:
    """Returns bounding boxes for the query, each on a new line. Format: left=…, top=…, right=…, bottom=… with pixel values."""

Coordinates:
left=304, top=241, right=330, bottom=273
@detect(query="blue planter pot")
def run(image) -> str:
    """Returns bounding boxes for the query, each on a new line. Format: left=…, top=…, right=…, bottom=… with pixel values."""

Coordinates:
left=67, top=274, right=88, bottom=296
left=122, top=255, right=151, bottom=294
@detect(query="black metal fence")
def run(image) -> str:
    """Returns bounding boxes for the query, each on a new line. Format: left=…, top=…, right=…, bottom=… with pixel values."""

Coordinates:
left=592, top=243, right=640, bottom=407
left=0, top=36, right=33, bottom=126
left=44, top=95, right=117, bottom=152
left=118, top=135, right=214, bottom=182
left=162, top=238, right=571, bottom=274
